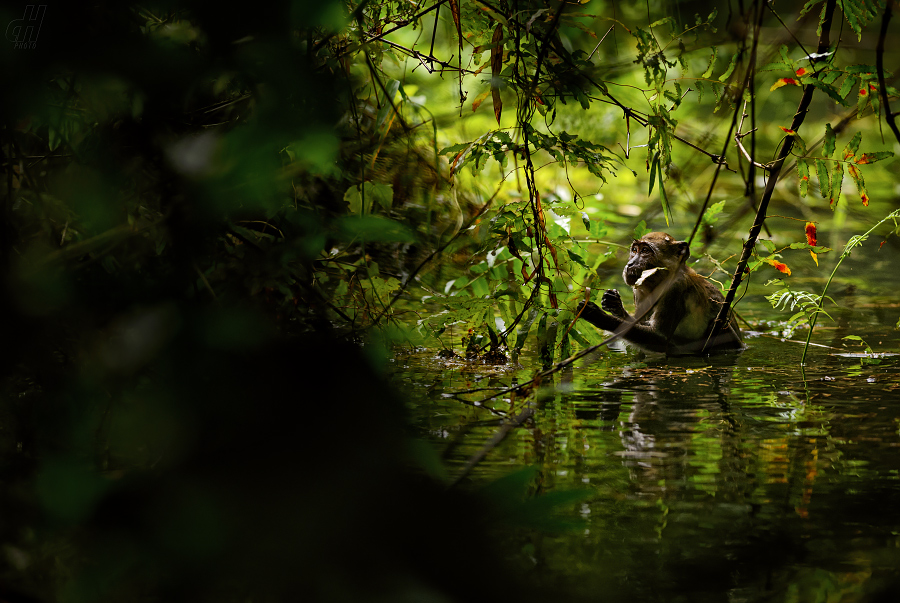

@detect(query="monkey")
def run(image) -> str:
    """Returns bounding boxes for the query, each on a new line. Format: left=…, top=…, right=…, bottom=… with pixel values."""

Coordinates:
left=576, top=232, right=743, bottom=355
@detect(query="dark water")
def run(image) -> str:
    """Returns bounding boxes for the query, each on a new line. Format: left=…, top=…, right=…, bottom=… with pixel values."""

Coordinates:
left=396, top=316, right=900, bottom=602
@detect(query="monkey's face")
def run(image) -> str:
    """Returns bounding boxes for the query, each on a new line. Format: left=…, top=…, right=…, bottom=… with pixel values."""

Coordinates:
left=623, top=232, right=689, bottom=287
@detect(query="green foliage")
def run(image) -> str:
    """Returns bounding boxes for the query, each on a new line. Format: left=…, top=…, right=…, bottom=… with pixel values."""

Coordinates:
left=765, top=279, right=834, bottom=337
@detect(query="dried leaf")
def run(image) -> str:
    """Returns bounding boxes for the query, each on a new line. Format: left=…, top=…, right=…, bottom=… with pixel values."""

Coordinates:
left=471, top=90, right=491, bottom=112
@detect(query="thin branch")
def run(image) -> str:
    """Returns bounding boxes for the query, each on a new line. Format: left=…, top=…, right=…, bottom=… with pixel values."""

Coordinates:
left=877, top=2, right=900, bottom=145
left=706, top=0, right=838, bottom=352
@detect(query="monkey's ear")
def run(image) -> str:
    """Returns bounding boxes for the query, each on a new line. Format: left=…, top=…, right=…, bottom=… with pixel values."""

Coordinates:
left=677, top=241, right=690, bottom=260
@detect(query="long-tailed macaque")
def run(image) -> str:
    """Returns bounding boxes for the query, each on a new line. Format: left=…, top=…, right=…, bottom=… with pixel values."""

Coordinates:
left=576, top=232, right=743, bottom=355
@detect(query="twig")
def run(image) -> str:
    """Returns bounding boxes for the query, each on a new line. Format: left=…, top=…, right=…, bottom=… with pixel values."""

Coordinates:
left=877, top=3, right=900, bottom=145
left=588, top=25, right=615, bottom=60
left=450, top=407, right=534, bottom=487
left=706, top=0, right=838, bottom=352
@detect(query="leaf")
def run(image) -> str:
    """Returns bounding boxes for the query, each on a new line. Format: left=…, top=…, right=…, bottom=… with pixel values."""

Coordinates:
left=471, top=90, right=491, bottom=112
left=759, top=239, right=777, bottom=253
left=658, top=165, right=671, bottom=227
left=491, top=24, right=503, bottom=126
left=808, top=79, right=850, bottom=106
left=449, top=0, right=461, bottom=37
left=376, top=80, right=401, bottom=128
left=847, top=163, right=869, bottom=206
left=718, top=53, right=738, bottom=82
left=805, top=222, right=817, bottom=246
left=770, top=77, right=800, bottom=91
left=858, top=84, right=870, bottom=115
left=701, top=47, right=717, bottom=78
left=701, top=200, right=726, bottom=226
left=855, top=151, right=893, bottom=164
left=799, top=0, right=824, bottom=17
left=765, top=258, right=792, bottom=275
left=839, top=75, right=859, bottom=100
left=830, top=160, right=844, bottom=207
left=797, top=159, right=810, bottom=197
left=823, top=123, right=836, bottom=158
left=566, top=248, right=589, bottom=269
left=815, top=159, right=831, bottom=200
left=648, top=152, right=658, bottom=196
left=843, top=131, right=862, bottom=158
left=633, top=220, right=651, bottom=240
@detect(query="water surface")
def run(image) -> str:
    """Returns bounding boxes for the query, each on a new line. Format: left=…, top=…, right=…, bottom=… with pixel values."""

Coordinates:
left=397, top=319, right=900, bottom=602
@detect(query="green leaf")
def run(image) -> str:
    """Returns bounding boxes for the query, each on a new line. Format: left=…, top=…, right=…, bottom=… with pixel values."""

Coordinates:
left=566, top=248, right=589, bottom=269
left=798, top=159, right=810, bottom=197
left=633, top=220, right=651, bottom=239
left=658, top=164, right=672, bottom=227
left=844, top=131, right=862, bottom=158
left=700, top=47, right=718, bottom=78
left=815, top=159, right=831, bottom=200
left=855, top=151, right=894, bottom=164
left=718, top=53, right=738, bottom=82
left=839, top=75, right=859, bottom=100
left=808, top=79, right=850, bottom=106
left=847, top=162, right=868, bottom=205
left=376, top=80, right=401, bottom=128
left=701, top=200, right=726, bottom=226
left=823, top=123, right=836, bottom=158
left=831, top=160, right=844, bottom=206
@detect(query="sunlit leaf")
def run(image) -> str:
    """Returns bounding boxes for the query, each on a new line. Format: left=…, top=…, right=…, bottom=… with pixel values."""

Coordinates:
left=765, top=257, right=792, bottom=275
left=823, top=123, right=836, bottom=158
left=805, top=222, right=817, bottom=246
left=472, top=90, right=491, bottom=112
left=797, top=159, right=810, bottom=197
left=855, top=151, right=893, bottom=164
left=770, top=77, right=800, bottom=91
left=815, top=158, right=831, bottom=200
left=847, top=164, right=869, bottom=206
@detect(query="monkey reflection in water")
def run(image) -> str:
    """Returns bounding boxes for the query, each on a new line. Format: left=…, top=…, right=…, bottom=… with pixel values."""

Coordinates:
left=577, top=232, right=743, bottom=355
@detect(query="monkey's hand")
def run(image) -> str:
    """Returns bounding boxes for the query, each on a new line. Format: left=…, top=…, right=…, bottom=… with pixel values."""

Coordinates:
left=600, top=289, right=628, bottom=319
left=575, top=300, right=620, bottom=332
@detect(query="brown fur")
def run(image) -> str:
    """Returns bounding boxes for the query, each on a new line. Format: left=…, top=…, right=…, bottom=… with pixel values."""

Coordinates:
left=577, top=232, right=743, bottom=355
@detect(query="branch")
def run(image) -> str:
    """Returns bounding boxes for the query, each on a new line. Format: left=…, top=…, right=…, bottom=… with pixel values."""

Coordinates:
left=877, top=3, right=900, bottom=145
left=705, top=0, right=838, bottom=352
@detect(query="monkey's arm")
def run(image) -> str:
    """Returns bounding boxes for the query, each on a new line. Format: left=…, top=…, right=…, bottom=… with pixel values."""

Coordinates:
left=576, top=300, right=673, bottom=354
left=576, top=298, right=743, bottom=355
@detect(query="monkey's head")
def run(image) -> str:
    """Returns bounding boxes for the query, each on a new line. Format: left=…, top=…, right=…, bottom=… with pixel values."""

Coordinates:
left=623, top=232, right=690, bottom=287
